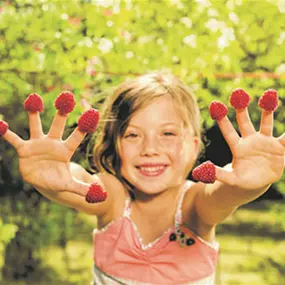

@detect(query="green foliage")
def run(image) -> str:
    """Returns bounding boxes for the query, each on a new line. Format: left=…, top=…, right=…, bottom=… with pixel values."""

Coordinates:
left=0, top=0, right=284, bottom=280
left=0, top=219, right=18, bottom=245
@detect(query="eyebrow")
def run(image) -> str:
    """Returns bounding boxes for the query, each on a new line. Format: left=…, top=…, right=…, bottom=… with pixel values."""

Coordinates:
left=127, top=122, right=181, bottom=129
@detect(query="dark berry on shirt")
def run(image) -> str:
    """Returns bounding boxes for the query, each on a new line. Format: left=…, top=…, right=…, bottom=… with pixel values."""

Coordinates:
left=186, top=238, right=195, bottom=246
left=169, top=233, right=177, bottom=241
left=180, top=238, right=185, bottom=245
left=180, top=232, right=185, bottom=238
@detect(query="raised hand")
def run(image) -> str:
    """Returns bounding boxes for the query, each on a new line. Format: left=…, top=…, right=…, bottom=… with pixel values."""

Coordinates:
left=0, top=91, right=102, bottom=201
left=193, top=89, right=285, bottom=191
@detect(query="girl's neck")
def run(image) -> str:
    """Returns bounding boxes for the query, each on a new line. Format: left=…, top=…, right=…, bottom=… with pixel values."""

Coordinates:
left=131, top=182, right=185, bottom=216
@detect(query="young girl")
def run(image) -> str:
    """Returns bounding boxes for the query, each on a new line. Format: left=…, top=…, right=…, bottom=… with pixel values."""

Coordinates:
left=1, top=72, right=285, bottom=285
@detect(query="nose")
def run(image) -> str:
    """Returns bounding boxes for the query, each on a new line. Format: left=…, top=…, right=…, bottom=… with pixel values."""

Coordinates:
left=140, top=135, right=159, bottom=157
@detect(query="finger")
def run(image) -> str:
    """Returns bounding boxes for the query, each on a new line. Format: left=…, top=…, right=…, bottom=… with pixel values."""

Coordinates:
left=1, top=129, right=25, bottom=150
left=24, top=93, right=44, bottom=139
left=28, top=112, right=44, bottom=139
left=64, top=177, right=90, bottom=197
left=217, top=116, right=240, bottom=151
left=235, top=108, right=256, bottom=137
left=215, top=165, right=236, bottom=186
left=259, top=110, right=274, bottom=136
left=63, top=127, right=87, bottom=153
left=278, top=133, right=285, bottom=147
left=47, top=111, right=68, bottom=139
left=48, top=92, right=76, bottom=139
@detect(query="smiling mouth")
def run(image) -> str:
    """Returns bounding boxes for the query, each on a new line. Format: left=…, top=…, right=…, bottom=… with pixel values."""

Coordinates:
left=136, top=165, right=168, bottom=177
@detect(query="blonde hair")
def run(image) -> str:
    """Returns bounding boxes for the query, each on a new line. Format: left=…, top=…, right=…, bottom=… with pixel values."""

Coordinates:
left=92, top=72, right=201, bottom=182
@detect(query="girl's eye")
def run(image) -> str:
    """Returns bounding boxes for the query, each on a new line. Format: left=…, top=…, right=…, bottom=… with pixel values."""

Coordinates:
left=125, top=133, right=138, bottom=138
left=163, top=132, right=176, bottom=136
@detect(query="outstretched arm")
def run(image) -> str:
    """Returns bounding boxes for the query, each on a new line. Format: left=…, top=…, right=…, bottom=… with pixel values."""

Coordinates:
left=194, top=89, right=285, bottom=225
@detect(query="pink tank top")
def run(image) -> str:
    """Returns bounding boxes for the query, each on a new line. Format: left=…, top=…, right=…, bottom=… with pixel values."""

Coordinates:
left=93, top=181, right=219, bottom=285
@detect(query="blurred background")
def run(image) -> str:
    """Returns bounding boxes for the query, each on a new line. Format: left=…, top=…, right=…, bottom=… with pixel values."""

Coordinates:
left=0, top=0, right=284, bottom=284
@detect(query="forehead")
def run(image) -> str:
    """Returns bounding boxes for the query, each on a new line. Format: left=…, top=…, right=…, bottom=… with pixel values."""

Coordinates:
left=128, top=96, right=183, bottom=127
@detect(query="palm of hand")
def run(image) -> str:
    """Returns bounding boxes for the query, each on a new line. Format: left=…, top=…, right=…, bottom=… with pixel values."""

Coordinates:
left=17, top=137, right=73, bottom=191
left=230, top=133, right=284, bottom=189
left=2, top=110, right=88, bottom=196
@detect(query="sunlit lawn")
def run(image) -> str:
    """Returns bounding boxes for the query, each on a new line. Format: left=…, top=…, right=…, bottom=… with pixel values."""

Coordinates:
left=1, top=201, right=284, bottom=285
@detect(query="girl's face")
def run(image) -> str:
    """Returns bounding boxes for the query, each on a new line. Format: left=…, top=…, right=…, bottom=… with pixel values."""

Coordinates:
left=119, top=95, right=199, bottom=195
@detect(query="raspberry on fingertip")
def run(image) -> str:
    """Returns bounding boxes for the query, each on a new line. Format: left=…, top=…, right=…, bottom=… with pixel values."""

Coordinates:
left=258, top=89, right=278, bottom=112
left=192, top=161, right=216, bottom=184
left=209, top=101, right=228, bottom=121
left=24, top=93, right=44, bottom=113
left=86, top=182, right=107, bottom=203
left=55, top=91, right=76, bottom=116
left=230, top=88, right=250, bottom=109
left=78, top=109, right=100, bottom=133
left=0, top=120, right=9, bottom=136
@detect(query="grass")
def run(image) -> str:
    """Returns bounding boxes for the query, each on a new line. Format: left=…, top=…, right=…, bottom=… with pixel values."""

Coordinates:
left=1, top=200, right=284, bottom=285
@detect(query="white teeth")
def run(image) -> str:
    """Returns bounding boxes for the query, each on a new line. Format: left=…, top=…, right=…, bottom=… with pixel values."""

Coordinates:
left=140, top=166, right=164, bottom=172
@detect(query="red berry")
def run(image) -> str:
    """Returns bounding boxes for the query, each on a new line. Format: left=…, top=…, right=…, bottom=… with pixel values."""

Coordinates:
left=209, top=101, right=228, bottom=121
left=86, top=182, right=107, bottom=203
left=192, top=161, right=216, bottom=184
left=54, top=91, right=76, bottom=116
left=24, top=93, right=44, bottom=112
left=258, top=89, right=278, bottom=111
left=78, top=109, right=100, bottom=133
left=230, top=88, right=250, bottom=109
left=0, top=121, right=9, bottom=136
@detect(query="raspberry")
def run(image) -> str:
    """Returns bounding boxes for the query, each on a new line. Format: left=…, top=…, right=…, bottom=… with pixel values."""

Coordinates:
left=230, top=88, right=250, bottom=109
left=78, top=109, right=100, bottom=133
left=86, top=182, right=107, bottom=203
left=209, top=101, right=228, bottom=121
left=192, top=161, right=216, bottom=184
left=24, top=93, right=44, bottom=112
left=54, top=91, right=76, bottom=116
left=258, top=89, right=278, bottom=111
left=0, top=120, right=9, bottom=136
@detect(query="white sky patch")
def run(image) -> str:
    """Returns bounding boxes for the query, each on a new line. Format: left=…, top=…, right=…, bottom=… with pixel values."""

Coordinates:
left=84, top=37, right=93, bottom=48
left=277, top=0, right=285, bottom=13
left=107, top=21, right=114, bottom=27
left=277, top=31, right=285, bottom=44
left=276, top=63, right=285, bottom=73
left=205, top=18, right=225, bottom=32
left=172, top=56, right=180, bottom=63
left=138, top=35, right=155, bottom=44
left=217, top=27, right=235, bottom=49
left=229, top=12, right=239, bottom=24
left=183, top=35, right=197, bottom=48
left=143, top=58, right=149, bottom=65
left=61, top=13, right=68, bottom=20
left=157, top=38, right=164, bottom=45
left=126, top=51, right=134, bottom=58
left=208, top=8, right=219, bottom=17
left=180, top=17, right=192, bottom=28
left=167, top=21, right=173, bottom=27
left=196, top=0, right=211, bottom=7
left=42, top=4, right=49, bottom=11
left=98, top=38, right=113, bottom=53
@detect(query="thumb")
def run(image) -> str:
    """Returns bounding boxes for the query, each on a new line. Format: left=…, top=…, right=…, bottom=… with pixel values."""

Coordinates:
left=65, top=177, right=107, bottom=203
left=215, top=165, right=236, bottom=186
left=192, top=161, right=236, bottom=185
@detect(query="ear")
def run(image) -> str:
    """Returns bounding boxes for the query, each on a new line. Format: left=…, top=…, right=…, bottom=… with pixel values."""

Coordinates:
left=191, top=136, right=201, bottom=162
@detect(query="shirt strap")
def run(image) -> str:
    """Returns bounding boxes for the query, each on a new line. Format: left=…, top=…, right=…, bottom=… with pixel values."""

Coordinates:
left=175, top=180, right=192, bottom=227
left=122, top=195, right=132, bottom=218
